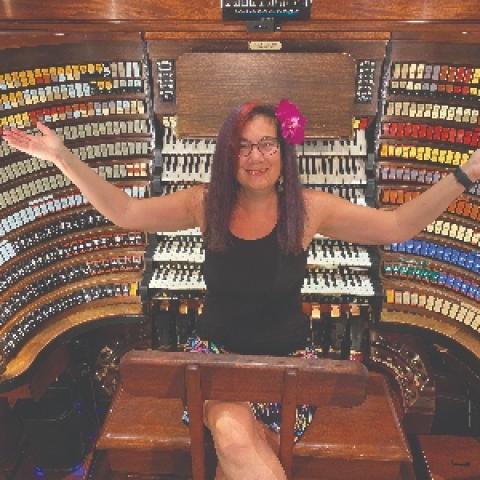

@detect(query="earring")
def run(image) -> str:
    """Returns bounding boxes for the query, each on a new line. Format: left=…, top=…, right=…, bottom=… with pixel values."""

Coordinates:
left=277, top=175, right=284, bottom=192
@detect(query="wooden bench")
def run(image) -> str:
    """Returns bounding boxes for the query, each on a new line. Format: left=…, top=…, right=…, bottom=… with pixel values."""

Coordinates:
left=97, top=350, right=414, bottom=479
left=418, top=435, right=480, bottom=479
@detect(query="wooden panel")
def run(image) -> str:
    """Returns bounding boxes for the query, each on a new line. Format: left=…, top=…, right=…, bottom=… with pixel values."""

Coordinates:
left=146, top=31, right=391, bottom=40
left=107, top=448, right=192, bottom=476
left=391, top=40, right=480, bottom=64
left=294, top=459, right=402, bottom=480
left=149, top=39, right=386, bottom=119
left=0, top=0, right=221, bottom=22
left=418, top=435, right=480, bottom=480
left=294, top=373, right=414, bottom=479
left=0, top=32, right=141, bottom=49
left=1, top=0, right=480, bottom=23
left=392, top=31, right=480, bottom=43
left=310, top=0, right=479, bottom=21
left=1, top=0, right=480, bottom=34
left=176, top=52, right=355, bottom=138
left=0, top=40, right=143, bottom=72
left=1, top=21, right=480, bottom=35
left=119, top=350, right=367, bottom=406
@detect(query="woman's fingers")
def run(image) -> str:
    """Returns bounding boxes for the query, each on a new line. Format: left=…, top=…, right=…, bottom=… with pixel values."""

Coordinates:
left=3, top=123, right=48, bottom=141
left=3, top=127, right=31, bottom=141
left=3, top=129, right=30, bottom=143
left=2, top=127, right=19, bottom=138
left=36, top=121, right=52, bottom=136
left=2, top=123, right=64, bottom=163
left=2, top=128, right=37, bottom=154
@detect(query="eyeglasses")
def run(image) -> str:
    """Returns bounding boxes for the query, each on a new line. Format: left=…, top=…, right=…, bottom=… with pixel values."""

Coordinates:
left=238, top=136, right=279, bottom=157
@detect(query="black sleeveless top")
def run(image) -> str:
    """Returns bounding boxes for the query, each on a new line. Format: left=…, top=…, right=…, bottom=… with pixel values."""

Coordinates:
left=197, top=226, right=310, bottom=355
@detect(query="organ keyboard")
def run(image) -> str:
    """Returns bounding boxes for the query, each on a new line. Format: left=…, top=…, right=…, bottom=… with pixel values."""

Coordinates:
left=301, top=129, right=367, bottom=156
left=297, top=155, right=367, bottom=185
left=152, top=237, right=375, bottom=268
left=307, top=239, right=375, bottom=268
left=303, top=268, right=378, bottom=297
left=149, top=263, right=379, bottom=299
left=149, top=264, right=206, bottom=292
left=153, top=236, right=204, bottom=263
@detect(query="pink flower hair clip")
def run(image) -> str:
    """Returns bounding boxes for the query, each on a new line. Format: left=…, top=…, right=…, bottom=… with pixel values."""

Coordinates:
left=275, top=99, right=307, bottom=145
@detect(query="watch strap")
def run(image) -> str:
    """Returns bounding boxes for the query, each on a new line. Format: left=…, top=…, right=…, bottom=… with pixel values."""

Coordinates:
left=454, top=167, right=474, bottom=191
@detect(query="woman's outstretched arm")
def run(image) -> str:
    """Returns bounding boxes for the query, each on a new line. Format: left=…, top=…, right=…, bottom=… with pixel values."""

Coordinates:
left=306, top=150, right=480, bottom=245
left=2, top=122, right=202, bottom=232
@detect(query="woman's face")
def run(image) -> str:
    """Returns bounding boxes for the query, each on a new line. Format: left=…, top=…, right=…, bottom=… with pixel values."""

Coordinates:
left=236, top=115, right=281, bottom=194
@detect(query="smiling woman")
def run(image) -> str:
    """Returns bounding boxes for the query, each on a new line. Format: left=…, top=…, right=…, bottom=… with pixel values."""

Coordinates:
left=204, top=102, right=306, bottom=255
left=3, top=98, right=480, bottom=480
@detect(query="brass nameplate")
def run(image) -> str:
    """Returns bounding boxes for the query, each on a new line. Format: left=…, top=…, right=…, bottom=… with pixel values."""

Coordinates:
left=248, top=41, right=283, bottom=51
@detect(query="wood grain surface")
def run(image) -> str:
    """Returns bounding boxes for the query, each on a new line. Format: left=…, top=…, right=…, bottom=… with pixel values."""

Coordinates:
left=176, top=52, right=355, bottom=138
left=1, top=0, right=480, bottom=23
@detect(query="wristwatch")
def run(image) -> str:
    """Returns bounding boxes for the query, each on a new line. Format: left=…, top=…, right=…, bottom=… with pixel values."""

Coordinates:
left=454, top=166, right=474, bottom=190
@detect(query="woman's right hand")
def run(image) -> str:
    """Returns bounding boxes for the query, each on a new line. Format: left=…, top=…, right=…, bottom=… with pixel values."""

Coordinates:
left=2, top=121, right=70, bottom=166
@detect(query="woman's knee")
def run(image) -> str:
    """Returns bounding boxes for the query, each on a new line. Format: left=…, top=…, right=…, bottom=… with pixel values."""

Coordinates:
left=205, top=402, right=257, bottom=452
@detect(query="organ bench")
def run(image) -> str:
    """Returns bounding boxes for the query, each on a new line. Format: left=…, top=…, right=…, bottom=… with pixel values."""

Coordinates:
left=97, top=350, right=414, bottom=479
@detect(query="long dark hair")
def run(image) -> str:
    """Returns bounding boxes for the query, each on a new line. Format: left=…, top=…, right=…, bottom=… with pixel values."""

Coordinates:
left=204, top=101, right=305, bottom=255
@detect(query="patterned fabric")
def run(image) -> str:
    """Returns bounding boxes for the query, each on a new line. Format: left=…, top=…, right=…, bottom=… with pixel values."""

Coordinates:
left=182, top=336, right=319, bottom=441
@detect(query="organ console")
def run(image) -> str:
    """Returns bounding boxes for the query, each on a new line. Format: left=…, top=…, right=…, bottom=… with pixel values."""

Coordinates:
left=0, top=1, right=479, bottom=478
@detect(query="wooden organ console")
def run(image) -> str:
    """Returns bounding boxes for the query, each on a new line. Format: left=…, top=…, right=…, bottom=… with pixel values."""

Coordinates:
left=0, top=1, right=478, bottom=478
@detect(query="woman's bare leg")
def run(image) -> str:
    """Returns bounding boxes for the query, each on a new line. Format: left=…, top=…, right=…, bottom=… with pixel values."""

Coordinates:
left=215, top=422, right=281, bottom=479
left=215, top=464, right=227, bottom=480
left=205, top=401, right=286, bottom=480
left=260, top=423, right=280, bottom=456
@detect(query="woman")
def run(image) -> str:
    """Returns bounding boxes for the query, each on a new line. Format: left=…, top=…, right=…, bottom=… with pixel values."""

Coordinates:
left=3, top=100, right=479, bottom=480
